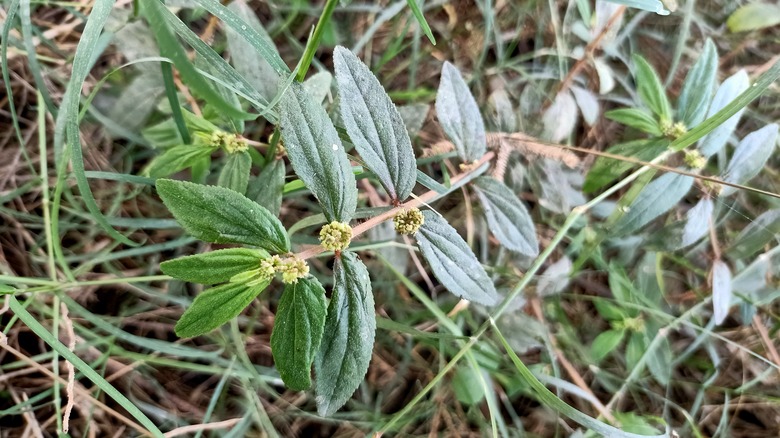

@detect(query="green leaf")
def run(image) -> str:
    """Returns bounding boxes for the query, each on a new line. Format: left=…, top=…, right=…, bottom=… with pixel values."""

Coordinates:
left=160, top=248, right=268, bottom=284
left=146, top=145, right=215, bottom=178
left=415, top=211, right=499, bottom=306
left=156, top=179, right=290, bottom=253
left=280, top=82, right=358, bottom=223
left=720, top=124, right=779, bottom=197
left=472, top=176, right=539, bottom=257
left=612, top=172, right=694, bottom=235
left=698, top=70, right=750, bottom=158
left=175, top=280, right=269, bottom=338
left=646, top=335, right=672, bottom=386
left=727, top=209, right=780, bottom=259
left=405, top=0, right=436, bottom=44
left=605, top=108, right=661, bottom=136
left=315, top=251, right=376, bottom=416
left=583, top=138, right=668, bottom=193
left=452, top=366, right=486, bottom=405
left=143, top=118, right=184, bottom=148
left=217, top=151, right=252, bottom=195
left=435, top=62, right=487, bottom=162
left=271, top=277, right=327, bottom=391
left=727, top=3, right=780, bottom=32
left=591, top=329, right=625, bottom=363
left=247, top=159, right=285, bottom=217
left=333, top=46, right=417, bottom=202
left=632, top=55, right=672, bottom=121
left=677, top=39, right=718, bottom=128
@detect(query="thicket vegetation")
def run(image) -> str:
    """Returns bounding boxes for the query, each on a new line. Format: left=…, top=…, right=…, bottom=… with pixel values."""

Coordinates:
left=1, top=0, right=779, bottom=436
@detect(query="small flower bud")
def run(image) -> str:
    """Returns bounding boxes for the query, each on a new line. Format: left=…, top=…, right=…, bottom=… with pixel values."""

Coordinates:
left=209, top=131, right=229, bottom=148
left=319, top=221, right=352, bottom=251
left=259, top=255, right=282, bottom=279
left=393, top=208, right=424, bottom=235
left=683, top=150, right=707, bottom=169
left=278, top=257, right=309, bottom=284
left=661, top=119, right=687, bottom=139
left=224, top=134, right=248, bottom=154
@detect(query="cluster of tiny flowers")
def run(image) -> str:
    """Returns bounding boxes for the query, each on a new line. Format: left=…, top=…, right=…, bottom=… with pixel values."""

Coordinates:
left=458, top=160, right=479, bottom=172
left=319, top=221, right=352, bottom=251
left=661, top=119, right=687, bottom=139
left=683, top=150, right=707, bottom=169
left=208, top=130, right=248, bottom=153
left=393, top=208, right=424, bottom=235
left=259, top=255, right=309, bottom=284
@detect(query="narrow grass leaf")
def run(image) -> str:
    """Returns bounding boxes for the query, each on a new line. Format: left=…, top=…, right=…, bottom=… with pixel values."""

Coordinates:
left=632, top=55, right=672, bottom=121
left=727, top=209, right=780, bottom=259
left=473, top=176, right=538, bottom=256
left=280, top=82, right=358, bottom=223
left=56, top=0, right=138, bottom=246
left=405, top=0, right=436, bottom=44
left=712, top=260, right=733, bottom=325
left=8, top=296, right=164, bottom=437
left=727, top=3, right=780, bottom=32
left=160, top=248, right=268, bottom=284
left=435, top=62, right=487, bottom=161
left=146, top=145, right=215, bottom=178
left=493, top=323, right=667, bottom=438
left=247, top=159, right=285, bottom=217
left=140, top=0, right=250, bottom=121
left=720, top=124, right=778, bottom=196
left=334, top=46, right=417, bottom=202
left=612, top=172, right=694, bottom=235
left=271, top=277, right=327, bottom=390
left=646, top=336, right=672, bottom=386
left=175, top=280, right=270, bottom=338
left=680, top=198, right=713, bottom=248
left=605, top=108, right=661, bottom=136
left=217, top=151, right=252, bottom=195
left=416, top=210, right=499, bottom=305
left=677, top=39, right=718, bottom=128
left=583, top=138, right=668, bottom=193
left=156, top=179, right=290, bottom=253
left=315, top=251, right=376, bottom=416
left=698, top=70, right=750, bottom=157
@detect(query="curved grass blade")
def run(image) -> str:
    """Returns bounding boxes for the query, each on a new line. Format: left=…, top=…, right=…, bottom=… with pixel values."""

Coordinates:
left=405, top=0, right=436, bottom=44
left=8, top=296, right=165, bottom=437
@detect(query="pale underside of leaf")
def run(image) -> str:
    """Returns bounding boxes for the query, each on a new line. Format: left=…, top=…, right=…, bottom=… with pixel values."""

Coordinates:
left=415, top=211, right=499, bottom=306
left=435, top=62, right=487, bottom=162
left=280, top=82, right=357, bottom=223
left=473, top=176, right=539, bottom=257
left=334, top=46, right=416, bottom=201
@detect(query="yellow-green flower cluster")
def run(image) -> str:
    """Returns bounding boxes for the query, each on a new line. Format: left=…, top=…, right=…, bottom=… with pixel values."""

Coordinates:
left=208, top=130, right=248, bottom=153
left=661, top=119, right=687, bottom=139
left=319, top=221, right=352, bottom=251
left=393, top=208, right=424, bottom=235
left=259, top=255, right=309, bottom=284
left=683, top=150, right=707, bottom=169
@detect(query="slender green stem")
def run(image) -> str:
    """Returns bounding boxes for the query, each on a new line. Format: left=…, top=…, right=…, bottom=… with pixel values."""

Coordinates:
left=161, top=61, right=191, bottom=144
left=295, top=0, right=339, bottom=82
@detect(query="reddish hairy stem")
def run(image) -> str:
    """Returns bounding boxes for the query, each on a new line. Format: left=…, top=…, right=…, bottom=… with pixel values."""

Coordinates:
left=294, top=151, right=496, bottom=260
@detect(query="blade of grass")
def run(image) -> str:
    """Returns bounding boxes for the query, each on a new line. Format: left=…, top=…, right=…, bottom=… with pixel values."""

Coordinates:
left=8, top=296, right=164, bottom=437
left=161, top=61, right=191, bottom=144
left=405, top=0, right=436, bottom=45
left=57, top=0, right=137, bottom=246
left=492, top=322, right=667, bottom=437
left=296, top=0, right=338, bottom=81
left=140, top=0, right=251, bottom=121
